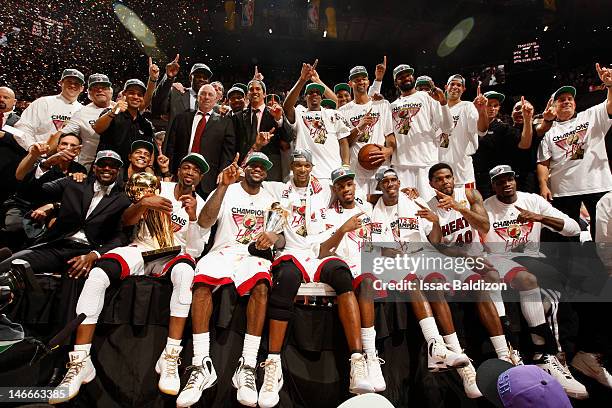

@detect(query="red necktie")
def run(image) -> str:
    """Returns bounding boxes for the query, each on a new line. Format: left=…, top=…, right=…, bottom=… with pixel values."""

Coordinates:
left=191, top=113, right=207, bottom=153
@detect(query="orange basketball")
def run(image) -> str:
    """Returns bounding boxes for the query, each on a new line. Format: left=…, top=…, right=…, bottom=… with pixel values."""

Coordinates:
left=358, top=144, right=382, bottom=170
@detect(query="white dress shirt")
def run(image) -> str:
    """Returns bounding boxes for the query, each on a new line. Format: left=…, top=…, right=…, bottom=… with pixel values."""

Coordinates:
left=68, top=181, right=115, bottom=246
left=188, top=109, right=213, bottom=152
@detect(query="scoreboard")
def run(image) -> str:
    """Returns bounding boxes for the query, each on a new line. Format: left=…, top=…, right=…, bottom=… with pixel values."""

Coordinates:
left=513, top=41, right=542, bottom=64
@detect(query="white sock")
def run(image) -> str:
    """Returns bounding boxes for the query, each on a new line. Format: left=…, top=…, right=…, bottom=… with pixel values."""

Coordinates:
left=74, top=344, right=91, bottom=354
left=418, top=317, right=443, bottom=342
left=242, top=334, right=261, bottom=367
left=166, top=337, right=181, bottom=348
left=519, top=288, right=546, bottom=345
left=490, top=335, right=510, bottom=359
left=350, top=352, right=362, bottom=360
left=267, top=353, right=281, bottom=363
left=442, top=333, right=462, bottom=354
left=361, top=326, right=377, bottom=355
left=192, top=332, right=210, bottom=365
left=489, top=289, right=506, bottom=317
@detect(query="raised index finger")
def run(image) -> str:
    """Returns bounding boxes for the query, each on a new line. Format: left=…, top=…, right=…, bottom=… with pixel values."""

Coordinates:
left=233, top=152, right=240, bottom=164
left=415, top=201, right=427, bottom=210
left=434, top=189, right=448, bottom=198
left=521, top=95, right=525, bottom=106
left=383, top=55, right=387, bottom=66
left=148, top=56, right=152, bottom=66
left=477, top=84, right=481, bottom=96
left=312, top=59, right=319, bottom=70
left=595, top=62, right=602, bottom=75
left=173, top=54, right=180, bottom=63
left=514, top=205, right=526, bottom=212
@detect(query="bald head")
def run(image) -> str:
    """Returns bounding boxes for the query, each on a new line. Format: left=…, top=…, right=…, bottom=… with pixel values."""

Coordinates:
left=197, top=84, right=217, bottom=113
left=0, top=87, right=16, bottom=113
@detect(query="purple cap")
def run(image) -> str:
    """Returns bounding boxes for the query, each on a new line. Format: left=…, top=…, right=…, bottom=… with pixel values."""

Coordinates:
left=476, top=359, right=572, bottom=408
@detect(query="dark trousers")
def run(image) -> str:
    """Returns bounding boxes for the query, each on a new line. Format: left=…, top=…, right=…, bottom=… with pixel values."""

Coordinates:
left=552, top=191, right=608, bottom=240
left=0, top=239, right=92, bottom=275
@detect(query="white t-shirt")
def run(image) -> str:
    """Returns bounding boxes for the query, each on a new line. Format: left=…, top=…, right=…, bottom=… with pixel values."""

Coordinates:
left=133, top=181, right=208, bottom=258
left=595, top=191, right=612, bottom=268
left=537, top=102, right=612, bottom=197
left=371, top=194, right=433, bottom=254
left=264, top=177, right=332, bottom=254
left=339, top=99, right=394, bottom=182
left=14, top=94, right=83, bottom=150
left=391, top=91, right=453, bottom=167
left=483, top=191, right=580, bottom=257
left=308, top=198, right=374, bottom=265
left=438, top=101, right=480, bottom=184
left=208, top=182, right=277, bottom=254
left=290, top=108, right=351, bottom=180
left=61, top=102, right=106, bottom=170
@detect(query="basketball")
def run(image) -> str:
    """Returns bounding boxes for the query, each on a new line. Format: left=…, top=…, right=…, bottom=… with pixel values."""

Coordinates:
left=358, top=144, right=382, bottom=170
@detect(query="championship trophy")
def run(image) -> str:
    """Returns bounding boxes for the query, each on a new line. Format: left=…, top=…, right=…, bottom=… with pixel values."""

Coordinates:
left=248, top=202, right=288, bottom=261
left=126, top=172, right=181, bottom=261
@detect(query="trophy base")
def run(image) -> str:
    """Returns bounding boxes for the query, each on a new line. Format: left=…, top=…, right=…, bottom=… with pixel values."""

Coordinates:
left=247, top=243, right=275, bottom=262
left=141, top=246, right=182, bottom=262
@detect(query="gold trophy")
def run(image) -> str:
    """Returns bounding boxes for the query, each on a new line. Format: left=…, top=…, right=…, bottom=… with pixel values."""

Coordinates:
left=126, top=172, right=181, bottom=261
left=248, top=202, right=288, bottom=261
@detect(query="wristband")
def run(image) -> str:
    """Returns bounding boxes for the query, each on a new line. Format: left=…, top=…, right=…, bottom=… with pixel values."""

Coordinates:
left=149, top=78, right=158, bottom=83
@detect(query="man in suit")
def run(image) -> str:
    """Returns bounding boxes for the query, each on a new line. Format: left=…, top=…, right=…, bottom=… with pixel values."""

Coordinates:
left=234, top=79, right=293, bottom=181
left=151, top=54, right=213, bottom=129
left=0, top=150, right=131, bottom=277
left=165, top=84, right=236, bottom=199
left=0, top=86, right=24, bottom=203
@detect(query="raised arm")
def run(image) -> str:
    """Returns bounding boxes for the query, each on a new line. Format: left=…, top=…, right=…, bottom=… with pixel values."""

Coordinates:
left=198, top=153, right=240, bottom=228
left=283, top=63, right=313, bottom=124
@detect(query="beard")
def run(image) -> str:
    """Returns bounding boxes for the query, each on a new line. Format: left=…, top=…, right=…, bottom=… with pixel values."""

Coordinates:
left=398, top=81, right=415, bottom=92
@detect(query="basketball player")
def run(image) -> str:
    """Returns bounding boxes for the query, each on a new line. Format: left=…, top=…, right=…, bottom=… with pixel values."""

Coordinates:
left=338, top=66, right=395, bottom=193
left=51, top=153, right=210, bottom=403
left=176, top=152, right=281, bottom=407
left=390, top=64, right=453, bottom=200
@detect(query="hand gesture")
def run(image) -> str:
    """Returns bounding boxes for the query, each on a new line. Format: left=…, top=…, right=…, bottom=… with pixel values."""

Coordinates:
left=45, top=148, right=78, bottom=166
left=115, top=95, right=128, bottom=113
left=542, top=98, right=556, bottom=121
left=515, top=205, right=543, bottom=223
left=179, top=193, right=197, bottom=221
left=429, top=86, right=447, bottom=105
left=339, top=211, right=365, bottom=234
left=148, top=57, right=160, bottom=81
left=141, top=195, right=173, bottom=214
left=254, top=127, right=275, bottom=150
left=357, top=109, right=375, bottom=131
left=66, top=252, right=98, bottom=279
left=401, top=187, right=420, bottom=199
left=540, top=185, right=553, bottom=202
left=269, top=103, right=283, bottom=121
left=473, top=85, right=487, bottom=112
left=157, top=154, right=170, bottom=173
left=172, top=82, right=186, bottom=94
left=435, top=189, right=463, bottom=211
left=29, top=142, right=49, bottom=158
left=253, top=65, right=264, bottom=81
left=30, top=204, right=53, bottom=222
left=220, top=153, right=241, bottom=186
left=218, top=104, right=230, bottom=116
left=166, top=54, right=180, bottom=78
left=255, top=231, right=279, bottom=250
left=371, top=93, right=385, bottom=101
left=70, top=172, right=87, bottom=183
left=520, top=96, right=534, bottom=122
left=415, top=201, right=439, bottom=223
left=299, top=62, right=313, bottom=82
left=374, top=55, right=387, bottom=81
left=596, top=63, right=612, bottom=86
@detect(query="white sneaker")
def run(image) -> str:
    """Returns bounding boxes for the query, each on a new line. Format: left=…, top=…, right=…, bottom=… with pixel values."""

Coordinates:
left=500, top=348, right=524, bottom=366
left=427, top=338, right=469, bottom=372
left=258, top=358, right=284, bottom=408
left=537, top=354, right=588, bottom=399
left=49, top=350, right=96, bottom=404
left=457, top=363, right=482, bottom=399
left=232, top=357, right=258, bottom=407
left=572, top=351, right=612, bottom=389
left=366, top=351, right=386, bottom=392
left=349, top=353, right=375, bottom=395
left=176, top=356, right=217, bottom=408
left=155, top=345, right=182, bottom=395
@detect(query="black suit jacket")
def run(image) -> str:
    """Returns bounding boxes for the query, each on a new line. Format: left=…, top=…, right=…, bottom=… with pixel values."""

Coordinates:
left=152, top=74, right=192, bottom=129
left=0, top=112, right=25, bottom=201
left=234, top=106, right=293, bottom=181
left=39, top=177, right=131, bottom=254
left=165, top=110, right=236, bottom=197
